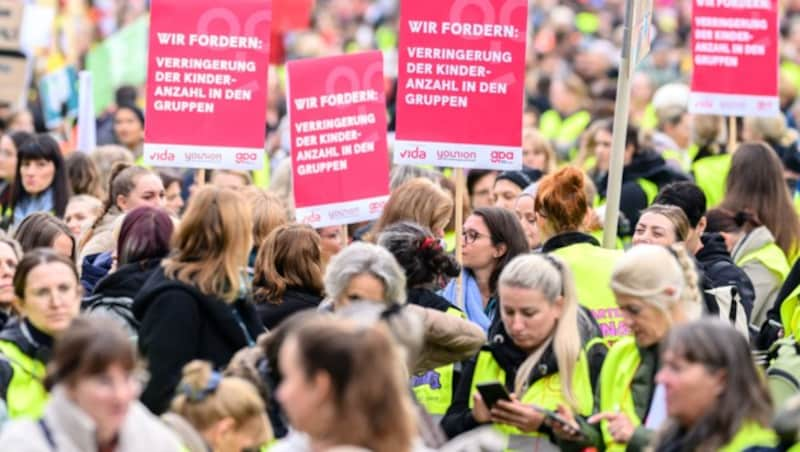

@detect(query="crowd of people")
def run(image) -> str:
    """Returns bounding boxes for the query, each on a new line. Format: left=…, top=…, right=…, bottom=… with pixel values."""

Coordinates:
left=3, top=0, right=800, bottom=451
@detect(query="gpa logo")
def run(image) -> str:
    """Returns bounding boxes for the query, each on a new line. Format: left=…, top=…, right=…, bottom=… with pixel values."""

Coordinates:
left=757, top=100, right=773, bottom=111
left=151, top=149, right=175, bottom=162
left=369, top=200, right=386, bottom=214
left=399, top=147, right=427, bottom=160
left=490, top=150, right=515, bottom=164
left=235, top=152, right=258, bottom=164
left=301, top=212, right=321, bottom=224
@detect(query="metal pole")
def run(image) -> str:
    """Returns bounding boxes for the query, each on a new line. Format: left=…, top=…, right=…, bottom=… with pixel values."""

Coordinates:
left=602, top=0, right=635, bottom=249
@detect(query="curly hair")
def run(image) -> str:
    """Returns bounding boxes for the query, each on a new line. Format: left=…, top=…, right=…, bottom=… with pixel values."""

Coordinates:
left=377, top=221, right=460, bottom=288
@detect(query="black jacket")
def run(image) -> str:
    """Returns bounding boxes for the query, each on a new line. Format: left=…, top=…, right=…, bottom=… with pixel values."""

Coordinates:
left=132, top=266, right=264, bottom=414
left=0, top=319, right=53, bottom=401
left=441, top=318, right=606, bottom=439
left=255, top=287, right=323, bottom=330
left=697, top=233, right=756, bottom=319
left=597, top=150, right=691, bottom=230
left=407, top=287, right=458, bottom=313
left=91, top=259, right=161, bottom=300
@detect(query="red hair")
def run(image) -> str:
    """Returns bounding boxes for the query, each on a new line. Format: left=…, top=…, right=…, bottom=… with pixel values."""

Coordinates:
left=534, top=166, right=588, bottom=233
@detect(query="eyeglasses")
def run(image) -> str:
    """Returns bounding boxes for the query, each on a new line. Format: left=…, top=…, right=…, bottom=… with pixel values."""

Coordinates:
left=462, top=229, right=490, bottom=244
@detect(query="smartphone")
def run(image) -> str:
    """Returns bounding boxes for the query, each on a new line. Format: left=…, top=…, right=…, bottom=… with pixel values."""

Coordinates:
left=533, top=406, right=587, bottom=441
left=476, top=381, right=511, bottom=408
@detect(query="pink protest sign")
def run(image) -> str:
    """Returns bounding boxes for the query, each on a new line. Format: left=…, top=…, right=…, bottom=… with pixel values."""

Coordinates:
left=287, top=51, right=390, bottom=228
left=394, top=0, right=528, bottom=170
left=689, top=0, right=779, bottom=117
left=144, top=0, right=271, bottom=169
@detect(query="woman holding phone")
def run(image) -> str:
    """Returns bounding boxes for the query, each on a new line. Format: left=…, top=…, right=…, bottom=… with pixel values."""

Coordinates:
left=441, top=254, right=605, bottom=451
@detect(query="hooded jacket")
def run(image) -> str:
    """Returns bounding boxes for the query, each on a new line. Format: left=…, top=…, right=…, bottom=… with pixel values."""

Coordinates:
left=697, top=233, right=756, bottom=319
left=255, top=287, right=323, bottom=330
left=0, top=386, right=182, bottom=452
left=731, top=226, right=787, bottom=327
left=597, top=150, right=691, bottom=229
left=132, top=266, right=264, bottom=415
left=0, top=318, right=53, bottom=405
left=80, top=252, right=113, bottom=295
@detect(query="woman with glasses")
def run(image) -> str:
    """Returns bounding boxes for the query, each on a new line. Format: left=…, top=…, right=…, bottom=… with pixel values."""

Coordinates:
left=0, top=317, right=183, bottom=451
left=442, top=207, right=529, bottom=331
left=535, top=167, right=626, bottom=341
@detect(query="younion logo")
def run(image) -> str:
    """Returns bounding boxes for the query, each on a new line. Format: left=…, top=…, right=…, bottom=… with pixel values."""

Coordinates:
left=436, top=150, right=476, bottom=162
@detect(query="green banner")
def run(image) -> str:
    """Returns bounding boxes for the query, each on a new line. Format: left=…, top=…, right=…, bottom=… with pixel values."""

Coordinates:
left=86, top=15, right=149, bottom=115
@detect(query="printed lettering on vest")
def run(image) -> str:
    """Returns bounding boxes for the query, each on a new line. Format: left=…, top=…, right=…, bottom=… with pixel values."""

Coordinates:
left=412, top=370, right=442, bottom=389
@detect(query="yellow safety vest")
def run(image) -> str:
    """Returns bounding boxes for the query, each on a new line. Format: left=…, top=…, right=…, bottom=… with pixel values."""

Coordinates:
left=598, top=337, right=642, bottom=452
left=588, top=229, right=624, bottom=250
left=637, top=178, right=659, bottom=206
left=692, top=154, right=732, bottom=209
left=736, top=243, right=790, bottom=286
left=412, top=307, right=464, bottom=416
left=0, top=340, right=48, bottom=420
left=551, top=243, right=628, bottom=341
left=781, top=284, right=800, bottom=338
left=540, top=110, right=591, bottom=159
left=468, top=349, right=594, bottom=452
left=718, top=422, right=777, bottom=451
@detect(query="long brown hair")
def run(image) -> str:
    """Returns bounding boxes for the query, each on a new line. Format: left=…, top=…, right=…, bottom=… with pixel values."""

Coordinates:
left=164, top=186, right=252, bottom=303
left=253, top=224, right=324, bottom=303
left=721, top=142, right=800, bottom=256
left=365, top=178, right=453, bottom=242
left=287, top=317, right=416, bottom=452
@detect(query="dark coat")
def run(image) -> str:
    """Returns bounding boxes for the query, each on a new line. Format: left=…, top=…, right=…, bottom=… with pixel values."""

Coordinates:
left=80, top=252, right=113, bottom=295
left=91, top=259, right=161, bottom=299
left=697, top=233, right=756, bottom=319
left=254, top=287, right=323, bottom=330
left=132, top=266, right=264, bottom=414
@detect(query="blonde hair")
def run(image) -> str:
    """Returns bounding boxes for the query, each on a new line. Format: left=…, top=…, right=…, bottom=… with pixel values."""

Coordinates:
left=67, top=195, right=104, bottom=218
left=243, top=187, right=289, bottom=249
left=164, top=186, right=252, bottom=302
left=170, top=360, right=271, bottom=443
left=745, top=115, right=796, bottom=146
left=610, top=244, right=703, bottom=322
left=523, top=127, right=558, bottom=174
left=498, top=254, right=582, bottom=410
left=638, top=204, right=691, bottom=242
left=365, top=178, right=453, bottom=242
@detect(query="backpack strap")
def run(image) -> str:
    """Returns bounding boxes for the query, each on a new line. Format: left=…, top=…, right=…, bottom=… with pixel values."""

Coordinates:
left=37, top=418, right=57, bottom=451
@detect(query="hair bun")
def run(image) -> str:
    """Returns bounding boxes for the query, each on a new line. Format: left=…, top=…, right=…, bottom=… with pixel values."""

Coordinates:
left=180, top=360, right=215, bottom=393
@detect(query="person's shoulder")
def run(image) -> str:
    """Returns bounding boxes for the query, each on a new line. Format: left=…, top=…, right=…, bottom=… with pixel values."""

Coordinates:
left=121, top=401, right=183, bottom=450
left=0, top=418, right=50, bottom=451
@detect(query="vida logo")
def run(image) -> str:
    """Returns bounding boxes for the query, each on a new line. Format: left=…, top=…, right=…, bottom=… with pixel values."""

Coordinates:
left=152, top=149, right=175, bottom=161
left=399, top=147, right=426, bottom=160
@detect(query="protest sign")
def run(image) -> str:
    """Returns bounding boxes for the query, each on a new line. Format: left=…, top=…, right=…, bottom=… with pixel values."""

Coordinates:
left=143, top=0, right=271, bottom=170
left=394, top=0, right=528, bottom=170
left=0, top=1, right=23, bottom=52
left=0, top=52, right=29, bottom=109
left=270, top=0, right=313, bottom=65
left=287, top=51, right=390, bottom=228
left=689, top=0, right=779, bottom=117
left=39, top=66, right=79, bottom=129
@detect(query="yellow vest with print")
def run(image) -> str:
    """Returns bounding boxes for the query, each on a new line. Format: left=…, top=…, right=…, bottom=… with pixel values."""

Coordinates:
left=718, top=422, right=777, bottom=451
left=598, top=337, right=642, bottom=452
left=412, top=307, right=464, bottom=416
left=0, top=340, right=48, bottom=420
left=552, top=243, right=628, bottom=341
left=468, top=349, right=594, bottom=452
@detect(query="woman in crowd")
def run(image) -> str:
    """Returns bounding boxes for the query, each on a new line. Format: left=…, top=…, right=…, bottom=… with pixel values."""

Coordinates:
left=705, top=208, right=790, bottom=328
left=720, top=142, right=800, bottom=262
left=442, top=207, right=529, bottom=331
left=493, top=170, right=533, bottom=211
left=64, top=195, right=103, bottom=242
left=652, top=320, right=777, bottom=451
left=159, top=172, right=184, bottom=217
left=253, top=224, right=324, bottom=329
left=114, top=104, right=145, bottom=157
left=163, top=360, right=272, bottom=452
left=276, top=316, right=416, bottom=452
left=0, top=233, right=20, bottom=330
left=5, top=134, right=70, bottom=227
left=244, top=188, right=288, bottom=273
left=84, top=207, right=174, bottom=338
left=535, top=166, right=625, bottom=339
left=575, top=118, right=613, bottom=184
left=13, top=212, right=75, bottom=259
left=0, top=317, right=183, bottom=451
left=0, top=249, right=82, bottom=420
left=324, top=242, right=484, bottom=375
left=316, top=225, right=344, bottom=270
left=555, top=244, right=704, bottom=452
left=0, top=133, right=21, bottom=212
left=133, top=186, right=263, bottom=415
left=514, top=191, right=540, bottom=250
left=365, top=178, right=453, bottom=242
left=441, top=254, right=605, bottom=451
left=467, top=170, right=497, bottom=210
left=378, top=221, right=467, bottom=418
left=631, top=204, right=691, bottom=247
left=522, top=127, right=557, bottom=174
left=65, top=152, right=103, bottom=198
left=80, top=163, right=165, bottom=260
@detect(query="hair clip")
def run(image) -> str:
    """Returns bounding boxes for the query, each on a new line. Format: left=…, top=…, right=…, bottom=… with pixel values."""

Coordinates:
left=419, top=237, right=441, bottom=252
left=178, top=370, right=222, bottom=403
